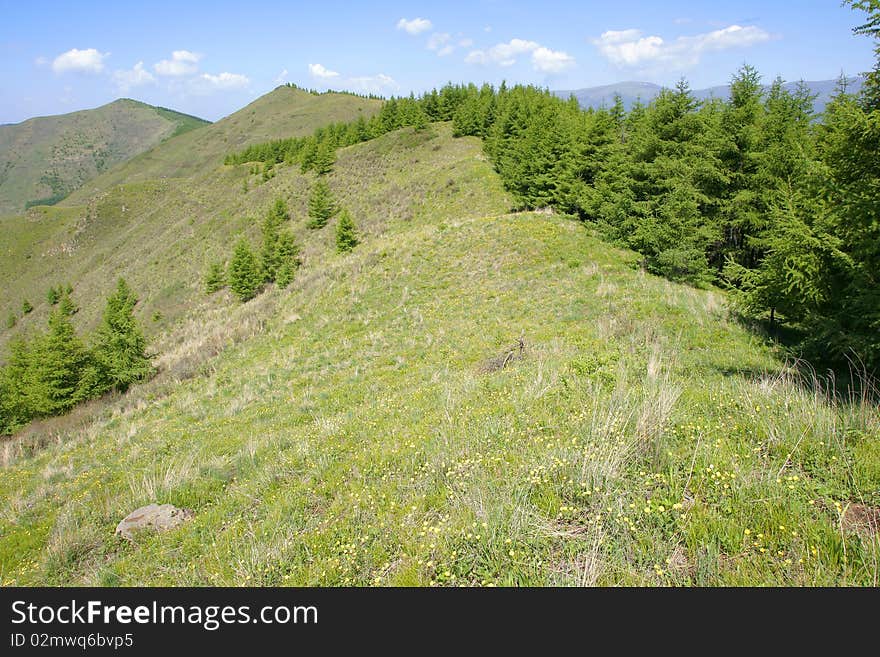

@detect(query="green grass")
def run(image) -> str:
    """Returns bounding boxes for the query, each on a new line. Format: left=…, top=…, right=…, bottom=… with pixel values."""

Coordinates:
left=0, top=99, right=209, bottom=216
left=1, top=120, right=877, bottom=586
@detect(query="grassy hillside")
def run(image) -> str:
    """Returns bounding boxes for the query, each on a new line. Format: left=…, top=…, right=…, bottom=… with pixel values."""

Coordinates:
left=0, top=88, right=382, bottom=350
left=0, top=123, right=877, bottom=586
left=0, top=99, right=208, bottom=215
left=64, top=86, right=382, bottom=198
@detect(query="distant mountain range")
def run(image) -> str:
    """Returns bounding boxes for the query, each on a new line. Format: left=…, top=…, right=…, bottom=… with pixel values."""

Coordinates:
left=554, top=76, right=865, bottom=115
left=0, top=99, right=209, bottom=216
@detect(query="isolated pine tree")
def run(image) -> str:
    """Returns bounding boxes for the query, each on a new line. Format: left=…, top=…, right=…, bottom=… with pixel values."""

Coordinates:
left=46, top=286, right=59, bottom=305
left=5, top=313, right=15, bottom=329
left=275, top=230, right=301, bottom=289
left=21, top=299, right=32, bottom=315
left=228, top=239, right=262, bottom=301
left=90, top=278, right=153, bottom=394
left=57, top=288, right=78, bottom=317
left=205, top=260, right=227, bottom=293
left=260, top=199, right=289, bottom=282
left=335, top=209, right=359, bottom=253
left=307, top=180, right=336, bottom=229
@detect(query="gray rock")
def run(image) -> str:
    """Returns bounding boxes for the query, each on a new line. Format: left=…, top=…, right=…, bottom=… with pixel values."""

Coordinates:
left=115, top=503, right=194, bottom=541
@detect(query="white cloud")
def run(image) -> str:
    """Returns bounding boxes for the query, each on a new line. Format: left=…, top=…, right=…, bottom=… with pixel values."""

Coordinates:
left=113, top=62, right=155, bottom=92
left=465, top=38, right=575, bottom=73
left=347, top=73, right=399, bottom=94
left=465, top=38, right=539, bottom=66
left=459, top=38, right=474, bottom=48
left=593, top=24, right=772, bottom=70
left=201, top=72, right=249, bottom=89
left=52, top=48, right=109, bottom=74
left=154, top=50, right=201, bottom=77
left=34, top=56, right=48, bottom=67
left=397, top=17, right=432, bottom=35
left=532, top=47, right=575, bottom=73
left=275, top=68, right=289, bottom=84
left=309, top=63, right=340, bottom=79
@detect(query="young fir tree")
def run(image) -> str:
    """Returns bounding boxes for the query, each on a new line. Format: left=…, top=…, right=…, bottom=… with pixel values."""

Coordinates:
left=411, top=102, right=429, bottom=130
left=29, top=306, right=90, bottom=415
left=300, top=138, right=318, bottom=173
left=205, top=260, right=227, bottom=293
left=228, top=239, right=263, bottom=301
left=0, top=339, right=34, bottom=433
left=313, top=140, right=336, bottom=175
left=5, top=313, right=15, bottom=329
left=21, top=299, right=33, bottom=315
left=90, top=278, right=153, bottom=394
left=260, top=198, right=289, bottom=282
left=275, top=230, right=301, bottom=289
left=716, top=65, right=767, bottom=273
left=724, top=78, right=816, bottom=317
left=307, top=179, right=336, bottom=229
left=46, top=286, right=59, bottom=305
left=57, top=287, right=78, bottom=317
left=335, top=209, right=359, bottom=253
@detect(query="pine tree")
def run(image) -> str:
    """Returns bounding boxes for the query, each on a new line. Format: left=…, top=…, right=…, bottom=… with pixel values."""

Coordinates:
left=90, top=278, right=153, bottom=394
left=275, top=230, right=300, bottom=289
left=412, top=102, right=429, bottom=130
left=598, top=80, right=724, bottom=284
left=335, top=209, right=359, bottom=253
left=314, top=140, right=336, bottom=175
left=847, top=0, right=880, bottom=110
left=0, top=338, right=34, bottom=433
left=260, top=198, right=288, bottom=282
left=300, top=137, right=318, bottom=172
left=21, top=299, right=33, bottom=315
left=307, top=180, right=336, bottom=229
left=29, top=307, right=90, bottom=415
left=716, top=65, right=767, bottom=272
left=57, top=288, right=77, bottom=317
left=228, top=239, right=262, bottom=301
left=452, top=94, right=484, bottom=137
left=205, top=260, right=227, bottom=293
left=5, top=313, right=15, bottom=329
left=46, top=286, right=59, bottom=305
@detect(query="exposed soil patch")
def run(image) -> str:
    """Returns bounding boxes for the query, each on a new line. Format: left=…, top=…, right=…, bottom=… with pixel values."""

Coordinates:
left=841, top=502, right=880, bottom=538
left=479, top=336, right=526, bottom=373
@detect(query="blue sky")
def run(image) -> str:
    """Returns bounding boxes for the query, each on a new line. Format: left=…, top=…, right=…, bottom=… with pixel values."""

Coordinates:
left=0, top=1, right=875, bottom=124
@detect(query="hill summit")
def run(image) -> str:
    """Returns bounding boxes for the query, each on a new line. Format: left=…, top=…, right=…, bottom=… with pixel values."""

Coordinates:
left=0, top=99, right=209, bottom=215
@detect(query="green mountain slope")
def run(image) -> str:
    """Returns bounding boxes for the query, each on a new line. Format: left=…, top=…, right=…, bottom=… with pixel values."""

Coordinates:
left=63, top=86, right=382, bottom=200
left=1, top=122, right=876, bottom=586
left=0, top=88, right=382, bottom=349
left=0, top=99, right=208, bottom=215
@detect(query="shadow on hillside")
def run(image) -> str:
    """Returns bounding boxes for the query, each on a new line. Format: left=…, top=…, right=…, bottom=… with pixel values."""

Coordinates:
left=723, top=308, right=880, bottom=405
left=712, top=354, right=880, bottom=409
